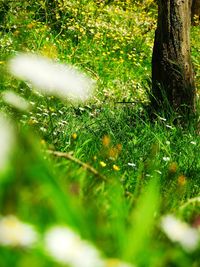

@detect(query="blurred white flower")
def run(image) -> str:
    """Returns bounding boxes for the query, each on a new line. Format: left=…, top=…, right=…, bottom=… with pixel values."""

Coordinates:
left=161, top=215, right=200, bottom=252
left=127, top=162, right=136, bottom=167
left=166, top=125, right=174, bottom=129
left=9, top=53, right=95, bottom=102
left=190, top=141, right=196, bottom=145
left=0, top=114, right=15, bottom=172
left=155, top=169, right=162, bottom=175
left=2, top=90, right=30, bottom=111
left=158, top=116, right=166, bottom=121
left=44, top=226, right=104, bottom=267
left=162, top=157, right=170, bottom=162
left=0, top=215, right=38, bottom=247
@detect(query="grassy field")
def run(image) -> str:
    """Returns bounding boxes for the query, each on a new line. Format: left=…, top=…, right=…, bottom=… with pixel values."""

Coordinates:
left=0, top=1, right=200, bottom=267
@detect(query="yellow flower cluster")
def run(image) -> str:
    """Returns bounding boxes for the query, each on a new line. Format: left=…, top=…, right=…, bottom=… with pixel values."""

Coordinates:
left=96, top=135, right=121, bottom=171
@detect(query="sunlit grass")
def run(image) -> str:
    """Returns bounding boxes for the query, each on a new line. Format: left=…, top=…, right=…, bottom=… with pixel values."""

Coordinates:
left=0, top=0, right=200, bottom=267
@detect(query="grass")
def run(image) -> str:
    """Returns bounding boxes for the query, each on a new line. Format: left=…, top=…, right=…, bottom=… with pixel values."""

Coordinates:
left=0, top=1, right=200, bottom=267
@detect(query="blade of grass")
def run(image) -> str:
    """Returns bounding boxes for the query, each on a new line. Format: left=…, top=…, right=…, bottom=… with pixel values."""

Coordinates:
left=123, top=175, right=160, bottom=264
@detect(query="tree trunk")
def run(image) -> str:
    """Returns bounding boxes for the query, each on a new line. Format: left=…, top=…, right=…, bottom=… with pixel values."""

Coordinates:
left=151, top=0, right=196, bottom=115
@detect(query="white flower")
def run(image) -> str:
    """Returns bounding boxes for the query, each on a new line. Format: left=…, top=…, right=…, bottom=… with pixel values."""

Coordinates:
left=166, top=124, right=174, bottom=129
left=190, top=141, right=196, bottom=145
left=0, top=215, right=38, bottom=247
left=9, top=53, right=95, bottom=102
left=161, top=215, right=200, bottom=252
left=162, top=157, right=170, bottom=162
left=0, top=114, right=15, bottom=172
left=44, top=226, right=104, bottom=267
left=2, top=90, right=30, bottom=111
left=155, top=169, right=162, bottom=175
left=127, top=163, right=136, bottom=167
left=158, top=116, right=166, bottom=121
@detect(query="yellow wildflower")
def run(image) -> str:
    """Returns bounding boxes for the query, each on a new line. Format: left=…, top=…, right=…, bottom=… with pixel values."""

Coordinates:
left=169, top=162, right=178, bottom=173
left=113, top=165, right=120, bottom=171
left=13, top=30, right=20, bottom=36
left=106, top=258, right=133, bottom=267
left=71, top=133, right=77, bottom=140
left=116, top=144, right=122, bottom=152
left=28, top=119, right=37, bottom=125
left=178, top=175, right=187, bottom=186
left=40, top=44, right=58, bottom=59
left=27, top=22, right=35, bottom=29
left=40, top=139, right=46, bottom=146
left=50, top=107, right=55, bottom=112
left=102, top=135, right=110, bottom=147
left=100, top=161, right=106, bottom=167
left=109, top=144, right=122, bottom=160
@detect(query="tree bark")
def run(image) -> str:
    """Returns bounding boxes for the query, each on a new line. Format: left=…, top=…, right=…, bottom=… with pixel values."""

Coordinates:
left=151, top=0, right=196, bottom=115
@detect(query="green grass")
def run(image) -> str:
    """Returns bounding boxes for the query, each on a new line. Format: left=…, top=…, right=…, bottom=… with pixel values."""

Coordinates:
left=0, top=1, right=200, bottom=267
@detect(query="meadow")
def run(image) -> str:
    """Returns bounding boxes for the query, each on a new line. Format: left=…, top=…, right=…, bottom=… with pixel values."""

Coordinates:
left=0, top=1, right=200, bottom=266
